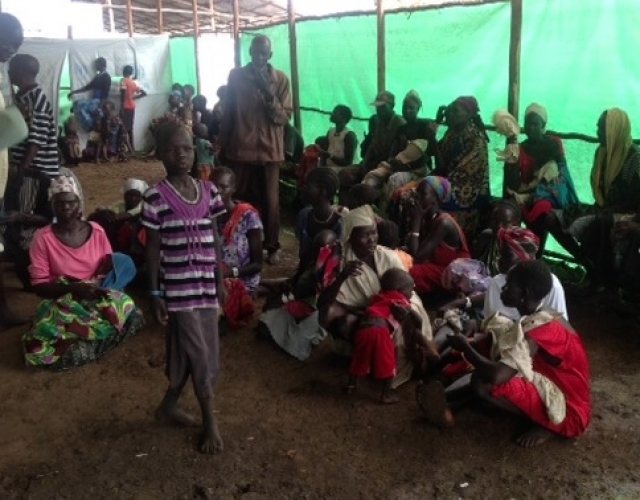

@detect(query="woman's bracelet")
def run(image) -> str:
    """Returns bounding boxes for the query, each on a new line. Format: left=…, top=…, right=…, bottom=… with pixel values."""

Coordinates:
left=464, top=296, right=472, bottom=309
left=149, top=290, right=164, bottom=297
left=409, top=232, right=420, bottom=238
left=232, top=267, right=239, bottom=278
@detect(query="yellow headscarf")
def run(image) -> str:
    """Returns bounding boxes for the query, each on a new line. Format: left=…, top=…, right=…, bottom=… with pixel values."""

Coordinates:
left=591, top=108, right=633, bottom=207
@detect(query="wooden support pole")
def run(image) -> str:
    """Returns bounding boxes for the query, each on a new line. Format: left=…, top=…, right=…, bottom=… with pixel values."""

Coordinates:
left=232, top=0, right=241, bottom=67
left=507, top=0, right=522, bottom=120
left=287, top=0, right=301, bottom=131
left=105, top=0, right=115, bottom=33
left=376, top=0, right=385, bottom=92
left=125, top=0, right=134, bottom=37
left=209, top=0, right=215, bottom=31
left=192, top=0, right=201, bottom=93
left=503, top=0, right=523, bottom=196
left=157, top=0, right=163, bottom=33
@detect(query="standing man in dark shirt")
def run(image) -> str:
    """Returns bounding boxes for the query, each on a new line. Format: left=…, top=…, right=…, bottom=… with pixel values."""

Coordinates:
left=219, top=35, right=292, bottom=265
left=69, top=57, right=112, bottom=132
left=69, top=56, right=112, bottom=102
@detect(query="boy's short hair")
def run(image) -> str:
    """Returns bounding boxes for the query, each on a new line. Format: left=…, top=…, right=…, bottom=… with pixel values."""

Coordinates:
left=508, top=260, right=553, bottom=302
left=9, top=53, right=39, bottom=78
left=380, top=268, right=413, bottom=292
left=123, top=65, right=134, bottom=77
left=95, top=57, right=107, bottom=70
left=155, top=121, right=188, bottom=155
left=334, top=105, right=353, bottom=123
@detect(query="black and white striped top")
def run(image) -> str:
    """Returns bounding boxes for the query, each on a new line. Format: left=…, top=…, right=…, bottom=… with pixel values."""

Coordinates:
left=10, top=85, right=59, bottom=178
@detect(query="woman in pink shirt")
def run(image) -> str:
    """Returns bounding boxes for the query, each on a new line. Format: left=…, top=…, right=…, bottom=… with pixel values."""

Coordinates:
left=23, top=175, right=143, bottom=370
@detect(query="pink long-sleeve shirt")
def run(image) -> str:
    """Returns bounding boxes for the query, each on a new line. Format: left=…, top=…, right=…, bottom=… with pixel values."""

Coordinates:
left=29, top=222, right=112, bottom=285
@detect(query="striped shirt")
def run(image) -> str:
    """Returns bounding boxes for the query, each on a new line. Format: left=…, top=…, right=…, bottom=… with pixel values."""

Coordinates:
left=10, top=85, right=59, bottom=178
left=141, top=179, right=226, bottom=312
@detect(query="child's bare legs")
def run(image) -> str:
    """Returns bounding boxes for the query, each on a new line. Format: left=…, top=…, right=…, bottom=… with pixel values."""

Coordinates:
left=155, top=373, right=198, bottom=427
left=380, top=378, right=398, bottom=404
left=343, top=375, right=398, bottom=405
left=343, top=374, right=357, bottom=394
left=194, top=384, right=223, bottom=454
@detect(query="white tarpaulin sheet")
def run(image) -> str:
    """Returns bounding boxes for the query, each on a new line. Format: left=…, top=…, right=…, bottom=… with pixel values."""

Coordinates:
left=68, top=35, right=172, bottom=150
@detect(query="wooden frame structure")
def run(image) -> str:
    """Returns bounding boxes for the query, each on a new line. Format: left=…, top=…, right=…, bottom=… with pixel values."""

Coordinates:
left=81, top=0, right=520, bottom=134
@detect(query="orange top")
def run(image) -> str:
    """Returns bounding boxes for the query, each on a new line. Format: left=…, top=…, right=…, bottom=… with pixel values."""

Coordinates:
left=120, top=77, right=140, bottom=111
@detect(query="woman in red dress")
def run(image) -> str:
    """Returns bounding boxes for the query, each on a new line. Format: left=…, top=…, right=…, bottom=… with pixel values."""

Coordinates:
left=406, top=176, right=471, bottom=295
left=435, top=260, right=591, bottom=447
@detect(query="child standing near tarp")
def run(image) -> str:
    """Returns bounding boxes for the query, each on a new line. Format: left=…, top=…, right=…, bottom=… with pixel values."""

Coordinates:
left=119, top=65, right=146, bottom=150
left=8, top=54, right=60, bottom=178
left=194, top=123, right=215, bottom=181
left=142, top=121, right=227, bottom=454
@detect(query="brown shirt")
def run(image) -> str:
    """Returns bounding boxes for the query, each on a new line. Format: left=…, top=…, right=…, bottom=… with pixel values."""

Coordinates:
left=363, top=113, right=405, bottom=172
left=219, top=63, right=292, bottom=164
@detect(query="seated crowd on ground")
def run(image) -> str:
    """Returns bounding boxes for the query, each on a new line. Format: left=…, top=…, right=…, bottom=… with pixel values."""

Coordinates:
left=5, top=20, right=640, bottom=455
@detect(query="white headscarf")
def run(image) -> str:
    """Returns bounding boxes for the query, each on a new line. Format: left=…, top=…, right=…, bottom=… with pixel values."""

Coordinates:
left=524, top=103, right=548, bottom=126
left=341, top=204, right=376, bottom=245
left=48, top=174, right=81, bottom=200
left=123, top=178, right=149, bottom=195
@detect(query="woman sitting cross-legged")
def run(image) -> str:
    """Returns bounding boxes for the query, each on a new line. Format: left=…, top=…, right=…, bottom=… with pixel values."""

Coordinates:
left=422, top=227, right=568, bottom=393
left=546, top=108, right=640, bottom=282
left=422, top=260, right=590, bottom=448
left=503, top=104, right=579, bottom=254
left=22, top=175, right=144, bottom=370
left=406, top=176, right=471, bottom=296
left=318, top=204, right=433, bottom=389
left=295, top=167, right=343, bottom=279
left=88, top=178, right=149, bottom=269
left=211, top=167, right=264, bottom=331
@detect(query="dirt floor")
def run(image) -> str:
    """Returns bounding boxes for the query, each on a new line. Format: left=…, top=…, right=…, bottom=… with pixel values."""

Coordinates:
left=1, top=160, right=639, bottom=499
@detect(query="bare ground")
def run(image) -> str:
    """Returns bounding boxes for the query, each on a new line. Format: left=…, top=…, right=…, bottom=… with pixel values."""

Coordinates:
left=0, top=160, right=639, bottom=499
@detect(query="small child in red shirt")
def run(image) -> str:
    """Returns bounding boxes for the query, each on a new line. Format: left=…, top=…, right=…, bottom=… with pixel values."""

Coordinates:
left=346, top=268, right=425, bottom=404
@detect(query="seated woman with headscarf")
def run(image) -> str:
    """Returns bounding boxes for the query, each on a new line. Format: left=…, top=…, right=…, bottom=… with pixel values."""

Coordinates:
left=405, top=176, right=470, bottom=296
left=423, top=260, right=589, bottom=447
left=362, top=91, right=439, bottom=198
left=501, top=104, right=578, bottom=253
left=423, top=226, right=568, bottom=393
left=391, top=96, right=490, bottom=239
left=317, top=205, right=433, bottom=388
left=211, top=167, right=264, bottom=331
left=435, top=226, right=568, bottom=344
left=23, top=175, right=144, bottom=370
left=88, top=178, right=149, bottom=268
left=546, top=108, right=640, bottom=282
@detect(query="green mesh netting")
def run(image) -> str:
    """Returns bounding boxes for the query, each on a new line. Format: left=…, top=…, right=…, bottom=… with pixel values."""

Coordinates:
left=241, top=0, right=640, bottom=198
left=238, top=0, right=640, bottom=255
left=169, top=37, right=198, bottom=88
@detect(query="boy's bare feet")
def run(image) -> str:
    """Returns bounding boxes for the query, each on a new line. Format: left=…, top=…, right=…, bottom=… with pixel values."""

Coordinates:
left=155, top=403, right=198, bottom=427
left=416, top=380, right=455, bottom=427
left=199, top=418, right=223, bottom=454
left=516, top=425, right=553, bottom=447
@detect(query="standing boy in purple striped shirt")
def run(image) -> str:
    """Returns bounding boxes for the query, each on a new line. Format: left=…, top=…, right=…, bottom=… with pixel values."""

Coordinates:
left=142, top=122, right=227, bottom=454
